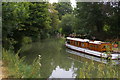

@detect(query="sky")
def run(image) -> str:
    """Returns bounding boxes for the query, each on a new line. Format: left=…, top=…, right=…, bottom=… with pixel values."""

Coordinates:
left=49, top=0, right=77, bottom=8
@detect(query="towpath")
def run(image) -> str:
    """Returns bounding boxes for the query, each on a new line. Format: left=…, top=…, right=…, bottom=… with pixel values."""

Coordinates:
left=0, top=61, right=8, bottom=79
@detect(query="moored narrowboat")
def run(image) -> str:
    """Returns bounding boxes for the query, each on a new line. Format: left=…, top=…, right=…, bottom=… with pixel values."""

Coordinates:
left=65, top=37, right=120, bottom=60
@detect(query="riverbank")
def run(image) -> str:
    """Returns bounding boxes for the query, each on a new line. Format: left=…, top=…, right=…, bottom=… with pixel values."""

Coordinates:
left=0, top=61, right=8, bottom=79
left=2, top=49, right=41, bottom=78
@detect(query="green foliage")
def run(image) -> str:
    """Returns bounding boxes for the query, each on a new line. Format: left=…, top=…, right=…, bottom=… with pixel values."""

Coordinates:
left=2, top=2, right=73, bottom=50
left=75, top=2, right=120, bottom=39
left=2, top=2, right=52, bottom=50
left=21, top=36, right=32, bottom=46
left=58, top=27, right=62, bottom=33
left=28, top=2, right=51, bottom=29
left=2, top=2, right=30, bottom=34
left=59, top=14, right=76, bottom=36
left=105, top=45, right=111, bottom=54
left=53, top=2, right=73, bottom=20
left=3, top=38, right=17, bottom=50
left=78, top=61, right=119, bottom=78
left=75, top=3, right=104, bottom=35
left=2, top=2, right=120, bottom=51
left=2, top=49, right=41, bottom=78
left=48, top=3, right=60, bottom=36
left=103, top=25, right=110, bottom=32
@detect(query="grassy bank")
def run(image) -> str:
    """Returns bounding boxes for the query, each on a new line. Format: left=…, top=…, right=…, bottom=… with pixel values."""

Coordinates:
left=2, top=49, right=41, bottom=78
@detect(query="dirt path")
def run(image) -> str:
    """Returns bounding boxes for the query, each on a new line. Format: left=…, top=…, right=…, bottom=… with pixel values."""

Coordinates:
left=0, top=61, right=8, bottom=79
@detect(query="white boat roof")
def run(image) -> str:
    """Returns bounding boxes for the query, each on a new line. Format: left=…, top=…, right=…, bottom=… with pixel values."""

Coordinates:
left=67, top=37, right=89, bottom=42
left=67, top=37, right=105, bottom=44
left=89, top=41, right=102, bottom=44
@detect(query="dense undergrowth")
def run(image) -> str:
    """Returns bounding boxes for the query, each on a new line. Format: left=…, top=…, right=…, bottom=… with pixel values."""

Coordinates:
left=2, top=49, right=41, bottom=78
left=78, top=61, right=120, bottom=78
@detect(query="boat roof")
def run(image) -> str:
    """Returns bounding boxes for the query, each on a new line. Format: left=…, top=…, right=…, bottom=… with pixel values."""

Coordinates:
left=89, top=41, right=102, bottom=44
left=67, top=37, right=89, bottom=42
left=67, top=37, right=108, bottom=44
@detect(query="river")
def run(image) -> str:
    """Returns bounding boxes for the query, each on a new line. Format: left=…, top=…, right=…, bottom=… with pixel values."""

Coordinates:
left=20, top=38, right=120, bottom=78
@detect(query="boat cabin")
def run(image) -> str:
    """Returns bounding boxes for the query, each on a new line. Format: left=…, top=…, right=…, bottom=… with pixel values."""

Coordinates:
left=66, top=37, right=112, bottom=52
left=89, top=41, right=112, bottom=52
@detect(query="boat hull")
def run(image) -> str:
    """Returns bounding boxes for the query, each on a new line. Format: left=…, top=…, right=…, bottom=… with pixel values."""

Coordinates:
left=65, top=43, right=120, bottom=60
left=66, top=49, right=120, bottom=65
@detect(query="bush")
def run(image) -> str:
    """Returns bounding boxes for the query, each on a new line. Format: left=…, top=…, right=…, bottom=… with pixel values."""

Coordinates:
left=78, top=61, right=119, bottom=78
left=22, top=36, right=32, bottom=46
left=3, top=38, right=17, bottom=50
left=2, top=49, right=41, bottom=78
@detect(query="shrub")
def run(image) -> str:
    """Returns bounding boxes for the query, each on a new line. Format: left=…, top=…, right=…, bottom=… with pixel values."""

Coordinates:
left=22, top=36, right=32, bottom=46
left=2, top=49, right=41, bottom=78
left=78, top=61, right=119, bottom=78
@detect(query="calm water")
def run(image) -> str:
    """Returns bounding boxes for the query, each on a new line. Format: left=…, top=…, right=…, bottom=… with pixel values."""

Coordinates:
left=20, top=38, right=119, bottom=78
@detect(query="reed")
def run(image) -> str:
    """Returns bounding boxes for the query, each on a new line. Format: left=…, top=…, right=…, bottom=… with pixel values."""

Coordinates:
left=2, top=49, right=41, bottom=78
left=78, top=60, right=119, bottom=78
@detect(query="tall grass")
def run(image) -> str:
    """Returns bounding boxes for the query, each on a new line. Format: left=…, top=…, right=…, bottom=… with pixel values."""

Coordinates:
left=78, top=61, right=119, bottom=78
left=2, top=49, right=41, bottom=78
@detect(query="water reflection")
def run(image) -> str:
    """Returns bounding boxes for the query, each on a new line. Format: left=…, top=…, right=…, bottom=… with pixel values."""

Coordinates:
left=49, top=65, right=77, bottom=78
left=20, top=39, right=80, bottom=78
left=20, top=38, right=119, bottom=78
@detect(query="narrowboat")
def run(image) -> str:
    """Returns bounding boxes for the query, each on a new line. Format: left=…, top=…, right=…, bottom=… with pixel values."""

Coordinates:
left=65, top=37, right=120, bottom=60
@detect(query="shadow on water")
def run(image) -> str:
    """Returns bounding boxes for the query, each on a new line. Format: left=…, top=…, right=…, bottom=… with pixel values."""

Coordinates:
left=20, top=38, right=120, bottom=78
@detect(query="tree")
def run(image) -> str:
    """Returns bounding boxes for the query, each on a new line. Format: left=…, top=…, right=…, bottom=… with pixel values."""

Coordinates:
left=22, top=2, right=51, bottom=39
left=53, top=2, right=73, bottom=20
left=59, top=14, right=76, bottom=36
left=75, top=2, right=120, bottom=40
left=2, top=2, right=52, bottom=50
left=48, top=3, right=60, bottom=36
left=103, top=2, right=120, bottom=38
left=75, top=3, right=105, bottom=34
left=2, top=2, right=30, bottom=49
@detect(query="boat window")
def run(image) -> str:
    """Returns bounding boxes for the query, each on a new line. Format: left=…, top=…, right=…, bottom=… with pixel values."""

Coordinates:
left=78, top=42, right=79, bottom=46
left=73, top=41, right=75, bottom=45
left=90, top=45, right=93, bottom=48
left=81, top=43, right=84, bottom=47
left=95, top=45, right=98, bottom=48
left=72, top=41, right=74, bottom=44
left=75, top=41, right=78, bottom=46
